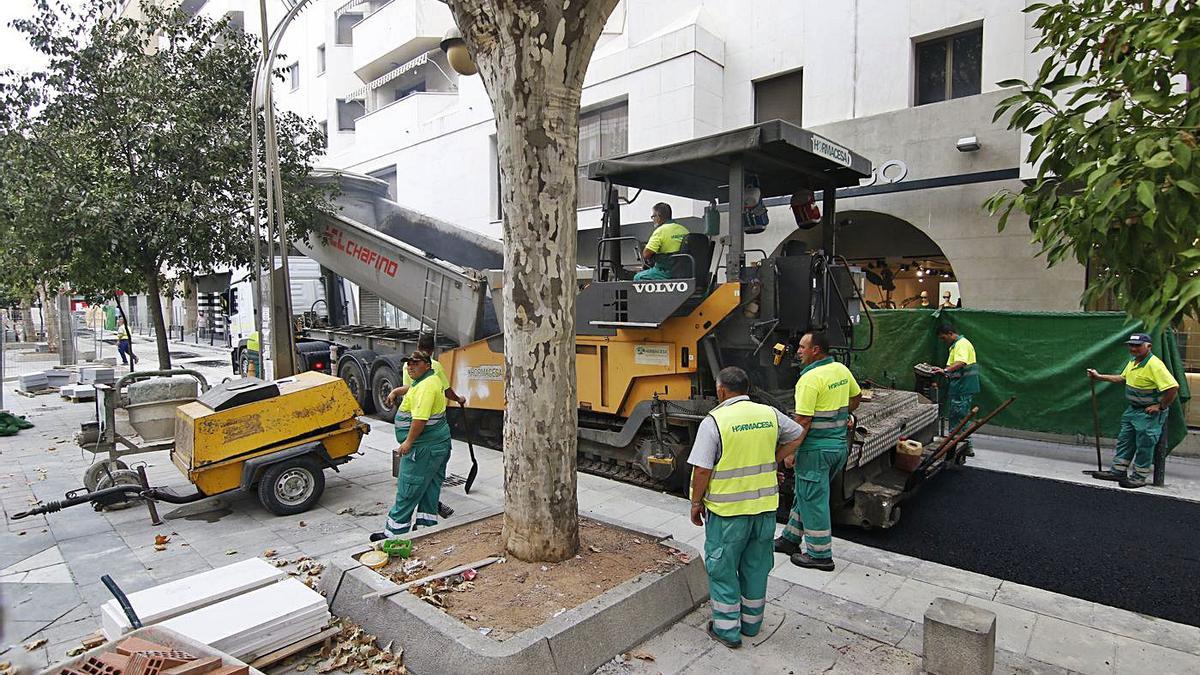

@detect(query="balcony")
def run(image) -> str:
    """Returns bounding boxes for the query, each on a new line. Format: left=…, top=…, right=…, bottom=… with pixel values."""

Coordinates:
left=350, top=0, right=454, bottom=83
left=354, top=90, right=457, bottom=143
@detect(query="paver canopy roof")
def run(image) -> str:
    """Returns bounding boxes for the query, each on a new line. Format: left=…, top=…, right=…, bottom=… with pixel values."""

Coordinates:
left=586, top=119, right=873, bottom=201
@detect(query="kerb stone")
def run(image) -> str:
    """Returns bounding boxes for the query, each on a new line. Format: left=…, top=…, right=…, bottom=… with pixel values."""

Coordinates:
left=923, top=596, right=997, bottom=675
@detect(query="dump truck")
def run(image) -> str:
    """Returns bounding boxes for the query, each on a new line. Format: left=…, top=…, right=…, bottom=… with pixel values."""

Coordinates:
left=281, top=121, right=955, bottom=528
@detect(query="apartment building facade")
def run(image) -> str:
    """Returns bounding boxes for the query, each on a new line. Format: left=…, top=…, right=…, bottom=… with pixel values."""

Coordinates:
left=137, top=0, right=1084, bottom=313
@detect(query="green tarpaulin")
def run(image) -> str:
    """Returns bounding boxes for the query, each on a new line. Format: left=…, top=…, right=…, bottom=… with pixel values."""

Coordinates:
left=850, top=309, right=1192, bottom=452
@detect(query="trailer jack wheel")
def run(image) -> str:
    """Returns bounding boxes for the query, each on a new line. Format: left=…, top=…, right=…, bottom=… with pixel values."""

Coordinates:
left=84, top=459, right=130, bottom=492
left=258, top=456, right=326, bottom=516
left=94, top=469, right=144, bottom=511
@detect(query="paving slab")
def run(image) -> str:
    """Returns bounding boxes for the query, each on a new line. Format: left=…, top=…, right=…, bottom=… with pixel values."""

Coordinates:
left=961, top=594, right=1039, bottom=655
left=883, top=577, right=968, bottom=624
left=1026, top=614, right=1119, bottom=674
left=773, top=583, right=914, bottom=647
left=821, top=561, right=905, bottom=610
left=1112, top=634, right=1200, bottom=675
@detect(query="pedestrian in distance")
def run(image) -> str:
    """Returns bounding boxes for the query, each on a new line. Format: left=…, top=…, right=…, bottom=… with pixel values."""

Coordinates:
left=1086, top=332, right=1180, bottom=489
left=774, top=331, right=862, bottom=571
left=688, top=366, right=805, bottom=649
left=372, top=350, right=454, bottom=542
left=932, top=323, right=979, bottom=455
left=385, top=332, right=466, bottom=519
left=116, top=317, right=138, bottom=366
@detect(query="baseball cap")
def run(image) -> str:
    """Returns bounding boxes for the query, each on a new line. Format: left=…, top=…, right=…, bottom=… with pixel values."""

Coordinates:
left=1125, top=333, right=1152, bottom=345
left=402, top=350, right=432, bottom=363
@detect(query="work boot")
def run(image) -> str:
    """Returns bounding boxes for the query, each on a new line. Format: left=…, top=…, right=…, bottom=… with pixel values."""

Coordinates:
left=1119, top=476, right=1148, bottom=489
left=773, top=536, right=800, bottom=556
left=438, top=501, right=454, bottom=518
left=791, top=552, right=836, bottom=571
left=1090, top=470, right=1125, bottom=482
left=369, top=532, right=388, bottom=542
left=706, top=622, right=742, bottom=649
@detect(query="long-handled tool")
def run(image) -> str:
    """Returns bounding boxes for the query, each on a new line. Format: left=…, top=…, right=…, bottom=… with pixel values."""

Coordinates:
left=460, top=404, right=479, bottom=494
left=904, top=396, right=1016, bottom=492
left=1089, top=377, right=1103, bottom=472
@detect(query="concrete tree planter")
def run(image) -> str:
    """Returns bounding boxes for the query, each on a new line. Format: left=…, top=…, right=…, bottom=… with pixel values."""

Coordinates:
left=320, top=507, right=709, bottom=674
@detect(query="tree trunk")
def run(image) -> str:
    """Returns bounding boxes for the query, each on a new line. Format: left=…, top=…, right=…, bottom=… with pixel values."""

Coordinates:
left=445, top=0, right=618, bottom=562
left=39, top=282, right=59, bottom=352
left=145, top=267, right=173, bottom=370
left=20, top=297, right=36, bottom=343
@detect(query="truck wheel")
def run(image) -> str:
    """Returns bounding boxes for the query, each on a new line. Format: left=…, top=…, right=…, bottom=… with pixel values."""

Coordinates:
left=258, top=456, right=325, bottom=516
left=237, top=348, right=247, bottom=375
left=338, top=356, right=374, bottom=413
left=371, top=364, right=399, bottom=421
left=83, top=459, right=129, bottom=492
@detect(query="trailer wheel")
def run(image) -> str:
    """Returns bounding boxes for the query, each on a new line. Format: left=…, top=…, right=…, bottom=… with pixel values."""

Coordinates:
left=258, top=456, right=325, bottom=516
left=83, top=458, right=129, bottom=492
left=371, top=364, right=399, bottom=422
left=338, top=356, right=374, bottom=413
left=95, top=469, right=143, bottom=511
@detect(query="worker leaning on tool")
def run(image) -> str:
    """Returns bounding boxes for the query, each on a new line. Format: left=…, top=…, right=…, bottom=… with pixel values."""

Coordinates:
left=774, top=331, right=861, bottom=572
left=932, top=324, right=979, bottom=456
left=386, top=333, right=465, bottom=519
left=633, top=202, right=690, bottom=281
left=1086, top=332, right=1180, bottom=489
left=687, top=366, right=805, bottom=650
left=372, top=350, right=453, bottom=542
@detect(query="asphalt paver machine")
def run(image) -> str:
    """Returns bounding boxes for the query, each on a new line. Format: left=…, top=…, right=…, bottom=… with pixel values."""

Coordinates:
left=442, top=120, right=943, bottom=528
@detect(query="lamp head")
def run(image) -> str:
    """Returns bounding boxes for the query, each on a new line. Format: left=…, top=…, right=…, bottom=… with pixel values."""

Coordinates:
left=440, top=27, right=478, bottom=76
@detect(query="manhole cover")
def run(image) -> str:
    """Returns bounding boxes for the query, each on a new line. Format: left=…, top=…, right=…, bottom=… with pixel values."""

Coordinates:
left=191, top=360, right=229, bottom=368
left=442, top=473, right=466, bottom=487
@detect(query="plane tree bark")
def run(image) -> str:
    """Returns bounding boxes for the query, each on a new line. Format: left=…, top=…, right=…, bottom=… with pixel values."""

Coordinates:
left=443, top=0, right=619, bottom=562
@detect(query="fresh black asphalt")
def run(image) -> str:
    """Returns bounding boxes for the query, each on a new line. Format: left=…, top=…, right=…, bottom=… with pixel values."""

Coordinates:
left=837, top=466, right=1200, bottom=627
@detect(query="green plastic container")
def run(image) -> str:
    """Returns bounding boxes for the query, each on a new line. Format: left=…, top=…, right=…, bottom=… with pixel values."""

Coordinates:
left=379, top=538, right=413, bottom=558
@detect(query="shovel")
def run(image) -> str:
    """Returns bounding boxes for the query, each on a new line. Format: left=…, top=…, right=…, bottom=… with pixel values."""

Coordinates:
left=459, top=403, right=480, bottom=494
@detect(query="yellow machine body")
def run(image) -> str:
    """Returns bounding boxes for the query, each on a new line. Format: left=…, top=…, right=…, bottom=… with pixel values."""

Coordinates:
left=173, top=371, right=366, bottom=496
left=441, top=282, right=741, bottom=416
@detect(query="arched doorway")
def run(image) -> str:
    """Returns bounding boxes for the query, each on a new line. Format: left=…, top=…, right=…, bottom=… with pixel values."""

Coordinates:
left=772, top=210, right=960, bottom=309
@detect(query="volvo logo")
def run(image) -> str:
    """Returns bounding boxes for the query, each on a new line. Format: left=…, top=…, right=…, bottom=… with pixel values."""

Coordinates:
left=632, top=281, right=690, bottom=293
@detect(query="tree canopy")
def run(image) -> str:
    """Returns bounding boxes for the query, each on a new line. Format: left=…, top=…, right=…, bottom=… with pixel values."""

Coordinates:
left=0, top=0, right=330, bottom=367
left=985, top=0, right=1200, bottom=329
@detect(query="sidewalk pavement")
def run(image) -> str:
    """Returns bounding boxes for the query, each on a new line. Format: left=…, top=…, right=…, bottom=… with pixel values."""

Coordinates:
left=3, top=361, right=1199, bottom=674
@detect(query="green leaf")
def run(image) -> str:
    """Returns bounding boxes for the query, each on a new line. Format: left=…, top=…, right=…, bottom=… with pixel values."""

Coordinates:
left=1176, top=179, right=1200, bottom=195
left=995, top=78, right=1028, bottom=88
left=1136, top=181, right=1157, bottom=211
left=1143, top=151, right=1174, bottom=168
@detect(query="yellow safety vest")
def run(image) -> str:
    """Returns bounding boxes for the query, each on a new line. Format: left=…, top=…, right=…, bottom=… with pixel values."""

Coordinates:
left=700, top=400, right=780, bottom=517
left=247, top=331, right=260, bottom=352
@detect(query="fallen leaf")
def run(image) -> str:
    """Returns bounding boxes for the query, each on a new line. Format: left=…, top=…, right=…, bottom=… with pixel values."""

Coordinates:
left=263, top=549, right=277, bottom=558
left=630, top=650, right=655, bottom=662
left=298, top=521, right=307, bottom=527
left=23, top=639, right=47, bottom=651
left=225, top=549, right=237, bottom=555
left=154, top=544, right=166, bottom=552
left=295, top=665, right=308, bottom=672
left=65, top=646, right=86, bottom=657
left=154, top=534, right=170, bottom=546
left=588, top=545, right=602, bottom=553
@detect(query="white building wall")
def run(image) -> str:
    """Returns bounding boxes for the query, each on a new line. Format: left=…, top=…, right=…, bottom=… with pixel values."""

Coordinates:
left=188, top=0, right=1082, bottom=312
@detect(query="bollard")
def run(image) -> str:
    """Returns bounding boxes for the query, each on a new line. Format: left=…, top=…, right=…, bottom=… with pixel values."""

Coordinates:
left=923, top=597, right=996, bottom=675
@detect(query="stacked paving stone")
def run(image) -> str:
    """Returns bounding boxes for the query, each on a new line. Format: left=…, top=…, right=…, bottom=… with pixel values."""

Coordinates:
left=18, top=372, right=50, bottom=392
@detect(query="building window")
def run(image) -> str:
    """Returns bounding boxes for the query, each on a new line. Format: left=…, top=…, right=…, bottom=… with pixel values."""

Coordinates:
left=490, top=135, right=501, bottom=220
left=316, top=44, right=326, bottom=75
left=754, top=69, right=803, bottom=126
left=914, top=26, right=982, bottom=106
left=318, top=121, right=328, bottom=149
left=288, top=62, right=300, bottom=91
left=335, top=12, right=361, bottom=45
left=577, top=102, right=628, bottom=209
left=336, top=98, right=365, bottom=131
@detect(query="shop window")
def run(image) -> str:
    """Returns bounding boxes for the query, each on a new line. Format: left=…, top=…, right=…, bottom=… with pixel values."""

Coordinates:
left=915, top=27, right=982, bottom=106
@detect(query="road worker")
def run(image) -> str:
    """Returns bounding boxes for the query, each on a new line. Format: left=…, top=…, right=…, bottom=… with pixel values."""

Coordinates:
left=688, top=366, right=805, bottom=649
left=386, top=332, right=465, bottom=518
left=1087, top=332, right=1180, bottom=489
left=633, top=202, right=690, bottom=281
left=116, top=318, right=139, bottom=367
left=932, top=323, right=979, bottom=455
left=372, top=350, right=452, bottom=541
left=244, top=330, right=260, bottom=377
left=774, top=331, right=861, bottom=571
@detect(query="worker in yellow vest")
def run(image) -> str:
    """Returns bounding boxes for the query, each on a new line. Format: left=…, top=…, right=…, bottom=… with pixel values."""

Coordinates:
left=933, top=324, right=980, bottom=455
left=116, top=317, right=138, bottom=366
left=688, top=366, right=805, bottom=649
left=774, top=332, right=861, bottom=571
left=245, top=330, right=262, bottom=378
left=1087, top=332, right=1180, bottom=489
left=633, top=202, right=690, bottom=280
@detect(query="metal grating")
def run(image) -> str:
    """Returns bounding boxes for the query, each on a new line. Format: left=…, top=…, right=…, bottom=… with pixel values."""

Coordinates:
left=442, top=473, right=466, bottom=487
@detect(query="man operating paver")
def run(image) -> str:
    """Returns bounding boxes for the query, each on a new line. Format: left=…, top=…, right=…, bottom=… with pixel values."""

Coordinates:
left=774, top=332, right=861, bottom=571
left=1087, top=332, right=1180, bottom=489
left=633, top=202, right=690, bottom=280
left=688, top=366, right=805, bottom=649
left=372, top=350, right=453, bottom=541
left=933, top=323, right=980, bottom=456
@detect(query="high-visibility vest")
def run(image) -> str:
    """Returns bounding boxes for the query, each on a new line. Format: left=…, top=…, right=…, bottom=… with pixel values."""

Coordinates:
left=699, top=400, right=780, bottom=517
left=1121, top=353, right=1177, bottom=407
left=247, top=331, right=260, bottom=352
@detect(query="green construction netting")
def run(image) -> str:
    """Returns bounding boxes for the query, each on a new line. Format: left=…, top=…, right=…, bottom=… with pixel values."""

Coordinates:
left=850, top=309, right=1193, bottom=452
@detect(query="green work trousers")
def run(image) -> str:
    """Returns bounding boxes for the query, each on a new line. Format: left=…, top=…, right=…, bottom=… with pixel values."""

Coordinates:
left=947, top=380, right=976, bottom=448
left=633, top=265, right=673, bottom=280
left=385, top=429, right=451, bottom=536
left=781, top=444, right=847, bottom=560
left=1111, top=406, right=1166, bottom=481
left=703, top=511, right=775, bottom=644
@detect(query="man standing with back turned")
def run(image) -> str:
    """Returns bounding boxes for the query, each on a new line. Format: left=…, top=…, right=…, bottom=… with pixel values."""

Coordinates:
left=688, top=366, right=805, bottom=649
left=774, top=332, right=861, bottom=571
left=1087, top=332, right=1179, bottom=489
